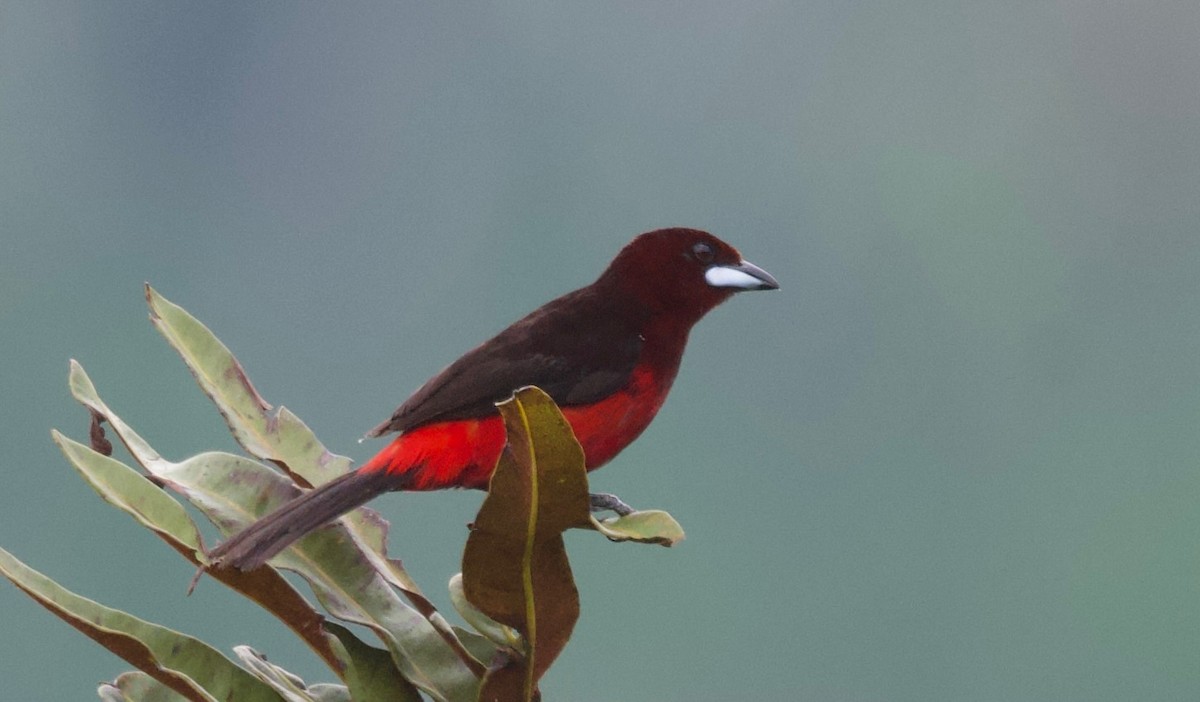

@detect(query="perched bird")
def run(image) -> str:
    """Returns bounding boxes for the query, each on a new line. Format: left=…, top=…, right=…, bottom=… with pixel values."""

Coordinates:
left=208, top=228, right=778, bottom=571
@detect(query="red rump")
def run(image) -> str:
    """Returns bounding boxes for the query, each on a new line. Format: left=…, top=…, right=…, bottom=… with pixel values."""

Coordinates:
left=361, top=417, right=506, bottom=491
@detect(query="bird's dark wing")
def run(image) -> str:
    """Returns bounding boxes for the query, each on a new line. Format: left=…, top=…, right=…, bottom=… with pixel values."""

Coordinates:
left=366, top=288, right=643, bottom=438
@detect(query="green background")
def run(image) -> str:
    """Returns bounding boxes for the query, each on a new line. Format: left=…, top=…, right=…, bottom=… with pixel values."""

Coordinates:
left=3, top=3, right=1199, bottom=700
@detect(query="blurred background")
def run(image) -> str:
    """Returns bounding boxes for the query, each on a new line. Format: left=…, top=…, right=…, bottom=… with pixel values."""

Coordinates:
left=3, top=3, right=1199, bottom=700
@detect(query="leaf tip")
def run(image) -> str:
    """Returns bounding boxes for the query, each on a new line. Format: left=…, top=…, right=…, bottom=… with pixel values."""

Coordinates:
left=144, top=283, right=160, bottom=318
left=67, top=358, right=88, bottom=389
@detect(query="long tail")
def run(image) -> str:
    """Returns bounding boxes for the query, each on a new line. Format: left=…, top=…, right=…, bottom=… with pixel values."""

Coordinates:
left=206, top=468, right=404, bottom=572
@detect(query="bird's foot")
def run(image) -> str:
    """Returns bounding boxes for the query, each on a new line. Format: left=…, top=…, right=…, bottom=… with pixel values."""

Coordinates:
left=589, top=492, right=635, bottom=516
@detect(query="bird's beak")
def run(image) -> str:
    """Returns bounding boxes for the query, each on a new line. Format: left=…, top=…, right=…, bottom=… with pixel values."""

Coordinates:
left=704, top=260, right=780, bottom=291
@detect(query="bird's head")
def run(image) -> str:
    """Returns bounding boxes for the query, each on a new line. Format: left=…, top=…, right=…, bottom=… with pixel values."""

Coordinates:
left=598, top=228, right=779, bottom=323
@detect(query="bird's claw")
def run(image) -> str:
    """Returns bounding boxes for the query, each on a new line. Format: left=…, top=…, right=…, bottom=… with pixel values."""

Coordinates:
left=589, top=492, right=635, bottom=516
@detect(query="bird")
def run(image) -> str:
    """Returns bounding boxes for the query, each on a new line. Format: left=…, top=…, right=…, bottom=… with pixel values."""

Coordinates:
left=207, top=228, right=778, bottom=571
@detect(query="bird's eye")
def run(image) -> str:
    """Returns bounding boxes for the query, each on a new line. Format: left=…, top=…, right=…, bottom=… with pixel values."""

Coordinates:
left=692, top=242, right=714, bottom=263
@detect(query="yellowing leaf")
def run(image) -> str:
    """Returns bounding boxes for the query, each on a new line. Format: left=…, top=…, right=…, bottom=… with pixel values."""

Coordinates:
left=590, top=509, right=686, bottom=546
left=461, top=386, right=592, bottom=702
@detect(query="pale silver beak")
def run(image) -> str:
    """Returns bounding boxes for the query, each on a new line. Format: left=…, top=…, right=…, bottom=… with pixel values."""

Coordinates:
left=704, top=260, right=780, bottom=291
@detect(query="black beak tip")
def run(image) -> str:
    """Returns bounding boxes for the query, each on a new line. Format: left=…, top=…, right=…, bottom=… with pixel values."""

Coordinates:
left=741, top=261, right=780, bottom=291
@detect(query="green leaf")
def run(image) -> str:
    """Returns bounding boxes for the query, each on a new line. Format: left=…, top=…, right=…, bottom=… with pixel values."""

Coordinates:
left=323, top=622, right=423, bottom=702
left=0, top=547, right=280, bottom=702
left=103, top=436, right=478, bottom=701
left=448, top=573, right=520, bottom=653
left=304, top=685, right=355, bottom=702
left=150, top=449, right=479, bottom=700
left=144, top=284, right=349, bottom=487
left=451, top=626, right=505, bottom=673
left=100, top=671, right=191, bottom=702
left=235, top=646, right=352, bottom=702
left=590, top=509, right=685, bottom=546
left=462, top=386, right=592, bottom=702
left=76, top=316, right=482, bottom=700
left=67, top=361, right=343, bottom=675
left=51, top=428, right=202, bottom=555
left=97, top=681, right=125, bottom=702
left=143, top=287, right=434, bottom=605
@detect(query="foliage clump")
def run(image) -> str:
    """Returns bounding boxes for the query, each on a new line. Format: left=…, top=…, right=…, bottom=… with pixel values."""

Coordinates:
left=0, top=286, right=682, bottom=701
